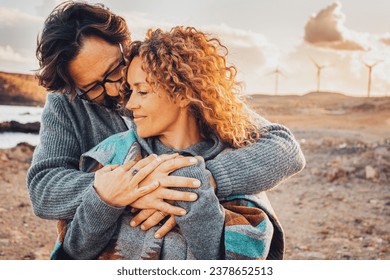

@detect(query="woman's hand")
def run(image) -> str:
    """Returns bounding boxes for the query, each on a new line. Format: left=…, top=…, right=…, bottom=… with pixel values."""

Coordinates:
left=93, top=154, right=183, bottom=207
left=94, top=154, right=200, bottom=214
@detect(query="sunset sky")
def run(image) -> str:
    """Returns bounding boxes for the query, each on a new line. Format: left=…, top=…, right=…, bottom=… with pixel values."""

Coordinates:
left=1, top=0, right=389, bottom=96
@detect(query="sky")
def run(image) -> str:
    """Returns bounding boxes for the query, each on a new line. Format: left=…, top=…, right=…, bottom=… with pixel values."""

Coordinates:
left=1, top=0, right=389, bottom=96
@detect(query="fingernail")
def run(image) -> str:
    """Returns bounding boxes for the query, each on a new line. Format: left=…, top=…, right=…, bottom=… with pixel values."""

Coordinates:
left=190, top=158, right=197, bottom=163
left=154, top=233, right=161, bottom=239
left=130, top=221, right=136, bottom=227
left=156, top=157, right=162, bottom=162
left=180, top=210, right=187, bottom=215
left=140, top=225, right=145, bottom=230
left=190, top=193, right=198, bottom=200
left=193, top=180, right=201, bottom=186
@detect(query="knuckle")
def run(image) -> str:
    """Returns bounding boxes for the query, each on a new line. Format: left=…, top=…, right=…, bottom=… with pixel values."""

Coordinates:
left=163, top=160, right=175, bottom=170
left=137, top=187, right=150, bottom=196
left=116, top=166, right=126, bottom=173
left=132, top=216, right=141, bottom=224
left=151, top=214, right=162, bottom=223
left=159, top=205, right=170, bottom=213
left=158, top=154, right=170, bottom=161
left=167, top=219, right=175, bottom=227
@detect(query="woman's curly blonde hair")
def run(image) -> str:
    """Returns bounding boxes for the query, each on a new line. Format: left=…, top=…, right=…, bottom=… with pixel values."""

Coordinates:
left=123, top=26, right=261, bottom=148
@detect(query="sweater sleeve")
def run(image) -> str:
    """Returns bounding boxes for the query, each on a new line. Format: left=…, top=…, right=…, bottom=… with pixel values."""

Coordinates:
left=62, top=186, right=125, bottom=259
left=26, top=94, right=94, bottom=219
left=171, top=162, right=225, bottom=259
left=206, top=115, right=306, bottom=198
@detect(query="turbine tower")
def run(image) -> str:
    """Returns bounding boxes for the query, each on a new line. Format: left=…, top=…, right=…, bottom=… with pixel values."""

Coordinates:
left=363, top=61, right=381, bottom=98
left=310, top=57, right=328, bottom=93
left=268, top=66, right=286, bottom=95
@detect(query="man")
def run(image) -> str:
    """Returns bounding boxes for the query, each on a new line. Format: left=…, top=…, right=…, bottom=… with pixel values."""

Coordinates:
left=27, top=1, right=305, bottom=240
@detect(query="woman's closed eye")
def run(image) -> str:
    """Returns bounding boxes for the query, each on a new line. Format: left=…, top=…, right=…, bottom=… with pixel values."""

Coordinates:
left=137, top=90, right=149, bottom=96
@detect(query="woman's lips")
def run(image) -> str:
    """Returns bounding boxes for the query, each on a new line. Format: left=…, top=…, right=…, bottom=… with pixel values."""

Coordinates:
left=133, top=116, right=146, bottom=122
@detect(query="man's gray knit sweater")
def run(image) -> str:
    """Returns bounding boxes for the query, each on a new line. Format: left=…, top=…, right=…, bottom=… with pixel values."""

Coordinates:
left=27, top=93, right=305, bottom=220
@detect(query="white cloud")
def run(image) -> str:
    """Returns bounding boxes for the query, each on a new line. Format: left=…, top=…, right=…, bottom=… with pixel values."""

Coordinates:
left=122, top=12, right=277, bottom=93
left=35, top=0, right=61, bottom=17
left=196, top=24, right=282, bottom=93
left=0, top=7, right=42, bottom=26
left=0, top=45, right=24, bottom=62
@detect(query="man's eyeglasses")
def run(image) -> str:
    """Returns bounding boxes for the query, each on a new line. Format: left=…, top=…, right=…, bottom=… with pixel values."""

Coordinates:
left=75, top=43, right=126, bottom=101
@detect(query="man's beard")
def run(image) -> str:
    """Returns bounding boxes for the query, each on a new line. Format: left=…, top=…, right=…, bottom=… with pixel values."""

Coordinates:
left=102, top=94, right=121, bottom=110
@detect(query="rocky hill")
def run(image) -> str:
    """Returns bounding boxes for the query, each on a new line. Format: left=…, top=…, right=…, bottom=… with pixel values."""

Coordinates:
left=0, top=71, right=46, bottom=106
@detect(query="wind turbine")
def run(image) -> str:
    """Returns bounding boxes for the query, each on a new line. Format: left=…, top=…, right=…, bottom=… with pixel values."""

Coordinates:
left=310, top=57, right=329, bottom=93
left=363, top=60, right=382, bottom=98
left=267, top=66, right=286, bottom=95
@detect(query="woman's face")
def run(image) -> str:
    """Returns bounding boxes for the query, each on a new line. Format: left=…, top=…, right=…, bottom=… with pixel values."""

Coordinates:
left=125, top=56, right=183, bottom=139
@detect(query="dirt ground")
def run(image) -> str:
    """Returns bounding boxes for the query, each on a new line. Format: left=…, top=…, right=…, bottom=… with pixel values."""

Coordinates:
left=0, top=93, right=389, bottom=260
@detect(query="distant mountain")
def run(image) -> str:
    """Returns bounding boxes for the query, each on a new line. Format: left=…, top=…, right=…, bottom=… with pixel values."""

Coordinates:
left=0, top=71, right=46, bottom=106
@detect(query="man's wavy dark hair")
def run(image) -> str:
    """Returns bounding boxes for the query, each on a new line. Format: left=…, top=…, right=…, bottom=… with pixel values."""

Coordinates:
left=36, top=1, right=131, bottom=97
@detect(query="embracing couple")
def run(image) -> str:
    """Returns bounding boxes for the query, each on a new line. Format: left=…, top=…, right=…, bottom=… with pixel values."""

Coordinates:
left=27, top=1, right=305, bottom=260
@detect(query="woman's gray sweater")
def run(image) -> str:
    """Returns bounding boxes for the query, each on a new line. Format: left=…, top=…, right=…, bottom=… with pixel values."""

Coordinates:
left=63, top=133, right=227, bottom=259
left=27, top=93, right=305, bottom=220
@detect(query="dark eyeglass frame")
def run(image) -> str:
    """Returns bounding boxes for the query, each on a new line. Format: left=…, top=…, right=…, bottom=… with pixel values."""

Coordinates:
left=75, top=43, right=126, bottom=101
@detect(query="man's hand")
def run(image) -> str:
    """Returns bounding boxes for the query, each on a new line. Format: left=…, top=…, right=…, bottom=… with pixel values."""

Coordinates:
left=130, top=209, right=177, bottom=239
left=128, top=155, right=220, bottom=238
left=130, top=156, right=201, bottom=215
left=128, top=155, right=202, bottom=237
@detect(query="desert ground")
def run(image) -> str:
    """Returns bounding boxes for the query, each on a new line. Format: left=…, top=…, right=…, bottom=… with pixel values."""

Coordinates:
left=0, top=92, right=389, bottom=260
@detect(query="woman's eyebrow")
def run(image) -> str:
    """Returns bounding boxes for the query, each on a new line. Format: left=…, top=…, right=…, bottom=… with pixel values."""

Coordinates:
left=129, top=81, right=147, bottom=88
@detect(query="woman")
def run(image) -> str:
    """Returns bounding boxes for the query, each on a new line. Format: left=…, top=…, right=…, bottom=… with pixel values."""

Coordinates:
left=53, top=26, right=300, bottom=260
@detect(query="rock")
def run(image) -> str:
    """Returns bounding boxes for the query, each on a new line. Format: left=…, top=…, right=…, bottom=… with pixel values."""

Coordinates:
left=374, top=146, right=389, bottom=158
left=0, top=153, right=9, bottom=161
left=365, top=165, right=377, bottom=180
left=297, top=251, right=326, bottom=259
left=310, top=167, right=322, bottom=176
left=379, top=172, right=388, bottom=182
left=0, top=121, right=40, bottom=133
left=327, top=167, right=347, bottom=182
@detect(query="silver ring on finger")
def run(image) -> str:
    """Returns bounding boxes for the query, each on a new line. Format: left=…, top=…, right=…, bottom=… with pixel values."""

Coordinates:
left=130, top=167, right=139, bottom=176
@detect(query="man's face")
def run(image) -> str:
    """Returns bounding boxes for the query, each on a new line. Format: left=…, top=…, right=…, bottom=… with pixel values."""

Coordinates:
left=68, top=36, right=125, bottom=107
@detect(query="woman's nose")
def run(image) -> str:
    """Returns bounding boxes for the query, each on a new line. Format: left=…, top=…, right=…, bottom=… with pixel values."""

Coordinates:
left=125, top=93, right=139, bottom=110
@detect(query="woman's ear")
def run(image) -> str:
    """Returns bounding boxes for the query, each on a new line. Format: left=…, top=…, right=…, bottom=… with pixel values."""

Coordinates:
left=177, top=95, right=191, bottom=108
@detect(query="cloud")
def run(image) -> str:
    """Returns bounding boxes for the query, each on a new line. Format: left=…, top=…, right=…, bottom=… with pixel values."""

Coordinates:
left=304, top=2, right=366, bottom=51
left=0, top=7, right=42, bottom=26
left=278, top=41, right=390, bottom=96
left=197, top=24, right=281, bottom=93
left=35, top=0, right=61, bottom=17
left=0, top=6, right=44, bottom=73
left=0, top=44, right=37, bottom=73
left=381, top=35, right=390, bottom=46
left=0, top=45, right=24, bottom=62
left=122, top=12, right=276, bottom=93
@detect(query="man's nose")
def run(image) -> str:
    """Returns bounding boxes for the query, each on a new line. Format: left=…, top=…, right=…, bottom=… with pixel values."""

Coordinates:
left=105, top=81, right=121, bottom=97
